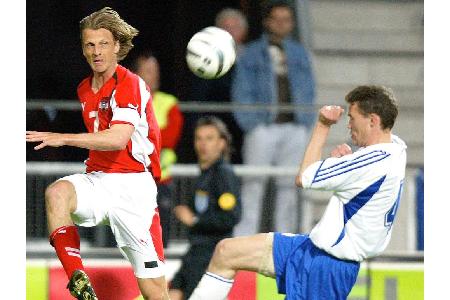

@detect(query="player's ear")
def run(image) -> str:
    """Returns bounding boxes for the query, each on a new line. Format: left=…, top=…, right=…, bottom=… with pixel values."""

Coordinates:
left=370, top=113, right=381, bottom=128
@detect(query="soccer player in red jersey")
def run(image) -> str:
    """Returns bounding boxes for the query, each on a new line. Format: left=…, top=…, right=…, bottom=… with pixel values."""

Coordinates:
left=26, top=7, right=169, bottom=300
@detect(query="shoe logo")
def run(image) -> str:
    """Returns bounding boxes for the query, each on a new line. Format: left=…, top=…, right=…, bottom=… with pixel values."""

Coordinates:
left=83, top=291, right=92, bottom=299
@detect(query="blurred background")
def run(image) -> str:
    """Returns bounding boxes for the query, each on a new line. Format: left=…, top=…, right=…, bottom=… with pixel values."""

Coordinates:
left=26, top=0, right=424, bottom=299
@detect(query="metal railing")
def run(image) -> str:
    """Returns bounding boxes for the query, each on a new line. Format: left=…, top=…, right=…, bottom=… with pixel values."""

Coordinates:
left=26, top=162, right=423, bottom=253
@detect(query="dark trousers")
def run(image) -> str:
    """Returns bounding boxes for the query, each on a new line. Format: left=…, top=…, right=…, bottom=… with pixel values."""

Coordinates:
left=157, top=182, right=173, bottom=248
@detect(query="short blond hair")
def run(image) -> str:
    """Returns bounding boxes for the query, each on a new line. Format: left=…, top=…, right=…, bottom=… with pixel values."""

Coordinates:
left=80, top=7, right=139, bottom=61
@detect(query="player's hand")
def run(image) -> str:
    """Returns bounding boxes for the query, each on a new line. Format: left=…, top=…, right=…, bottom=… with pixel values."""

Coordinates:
left=330, top=143, right=352, bottom=158
left=318, top=105, right=344, bottom=126
left=173, top=205, right=196, bottom=227
left=26, top=131, right=66, bottom=150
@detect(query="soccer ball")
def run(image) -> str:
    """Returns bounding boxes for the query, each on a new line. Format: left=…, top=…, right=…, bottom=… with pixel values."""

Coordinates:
left=186, top=26, right=236, bottom=79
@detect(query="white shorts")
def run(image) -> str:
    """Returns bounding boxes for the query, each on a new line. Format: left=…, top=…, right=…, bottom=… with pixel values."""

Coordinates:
left=58, top=171, right=165, bottom=279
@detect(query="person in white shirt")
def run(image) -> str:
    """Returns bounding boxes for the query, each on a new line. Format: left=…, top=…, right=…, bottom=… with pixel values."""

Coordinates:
left=188, top=85, right=407, bottom=300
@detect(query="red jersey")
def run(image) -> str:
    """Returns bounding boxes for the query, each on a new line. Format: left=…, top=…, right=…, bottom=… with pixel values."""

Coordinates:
left=77, top=65, right=161, bottom=180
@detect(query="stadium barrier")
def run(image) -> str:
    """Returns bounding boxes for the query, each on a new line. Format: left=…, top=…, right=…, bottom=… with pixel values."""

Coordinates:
left=26, top=257, right=423, bottom=300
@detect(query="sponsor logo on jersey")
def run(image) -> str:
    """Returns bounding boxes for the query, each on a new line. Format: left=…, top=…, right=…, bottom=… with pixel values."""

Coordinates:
left=128, top=103, right=139, bottom=110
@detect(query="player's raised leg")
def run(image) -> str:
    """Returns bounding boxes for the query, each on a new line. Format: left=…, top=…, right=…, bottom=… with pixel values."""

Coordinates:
left=137, top=277, right=170, bottom=300
left=46, top=179, right=97, bottom=299
left=189, top=233, right=274, bottom=300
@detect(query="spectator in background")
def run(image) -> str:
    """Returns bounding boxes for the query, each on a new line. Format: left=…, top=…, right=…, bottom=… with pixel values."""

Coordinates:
left=129, top=49, right=184, bottom=248
left=169, top=116, right=241, bottom=300
left=184, top=8, right=248, bottom=164
left=232, top=0, right=316, bottom=236
left=215, top=8, right=248, bottom=56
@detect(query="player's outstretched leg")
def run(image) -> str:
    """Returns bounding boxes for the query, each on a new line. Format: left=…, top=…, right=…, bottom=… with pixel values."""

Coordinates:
left=67, top=269, right=98, bottom=300
left=189, top=233, right=274, bottom=300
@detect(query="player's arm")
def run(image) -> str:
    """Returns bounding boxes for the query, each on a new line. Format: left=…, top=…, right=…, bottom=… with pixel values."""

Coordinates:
left=295, top=105, right=344, bottom=187
left=26, top=123, right=134, bottom=151
left=173, top=205, right=196, bottom=227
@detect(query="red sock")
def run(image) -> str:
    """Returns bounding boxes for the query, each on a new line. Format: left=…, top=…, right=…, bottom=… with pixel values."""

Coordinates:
left=49, top=225, right=84, bottom=279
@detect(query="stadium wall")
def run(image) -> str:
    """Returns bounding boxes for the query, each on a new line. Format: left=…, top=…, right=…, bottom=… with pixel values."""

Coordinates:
left=27, top=259, right=423, bottom=300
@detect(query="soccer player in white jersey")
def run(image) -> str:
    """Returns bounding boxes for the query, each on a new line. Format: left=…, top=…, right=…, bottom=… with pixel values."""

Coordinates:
left=26, top=7, right=170, bottom=300
left=188, top=85, right=407, bottom=300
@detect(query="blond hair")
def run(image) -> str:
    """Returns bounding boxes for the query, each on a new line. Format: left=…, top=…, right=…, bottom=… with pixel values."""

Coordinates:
left=80, top=7, right=139, bottom=61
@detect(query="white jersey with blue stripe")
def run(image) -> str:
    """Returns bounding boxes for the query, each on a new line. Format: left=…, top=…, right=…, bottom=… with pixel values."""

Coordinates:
left=302, top=134, right=407, bottom=262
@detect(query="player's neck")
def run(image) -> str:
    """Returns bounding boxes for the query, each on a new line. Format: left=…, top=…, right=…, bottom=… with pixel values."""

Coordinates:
left=92, top=64, right=117, bottom=92
left=366, top=130, right=392, bottom=146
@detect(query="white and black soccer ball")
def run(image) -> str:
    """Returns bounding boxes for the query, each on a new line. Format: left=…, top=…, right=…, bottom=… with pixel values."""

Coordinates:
left=186, top=26, right=236, bottom=79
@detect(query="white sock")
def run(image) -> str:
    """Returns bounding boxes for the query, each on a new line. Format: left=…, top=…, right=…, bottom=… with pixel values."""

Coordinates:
left=188, top=272, right=234, bottom=300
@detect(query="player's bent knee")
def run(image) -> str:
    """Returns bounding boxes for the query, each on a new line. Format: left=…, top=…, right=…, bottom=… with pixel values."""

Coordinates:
left=138, top=277, right=168, bottom=300
left=213, top=238, right=235, bottom=266
left=140, top=284, right=166, bottom=300
left=141, top=288, right=166, bottom=300
left=141, top=294, right=164, bottom=300
left=45, top=181, right=76, bottom=213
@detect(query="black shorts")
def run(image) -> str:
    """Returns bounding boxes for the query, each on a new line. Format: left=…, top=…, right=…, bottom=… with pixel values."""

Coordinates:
left=170, top=243, right=216, bottom=298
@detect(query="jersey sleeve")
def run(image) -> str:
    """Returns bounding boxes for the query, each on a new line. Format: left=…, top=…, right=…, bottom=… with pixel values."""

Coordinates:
left=302, top=149, right=391, bottom=192
left=193, top=167, right=241, bottom=233
left=110, top=79, right=141, bottom=128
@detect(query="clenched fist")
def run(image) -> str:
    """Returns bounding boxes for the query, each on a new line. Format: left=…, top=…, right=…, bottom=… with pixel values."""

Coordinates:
left=330, top=143, right=353, bottom=158
left=318, top=105, right=344, bottom=126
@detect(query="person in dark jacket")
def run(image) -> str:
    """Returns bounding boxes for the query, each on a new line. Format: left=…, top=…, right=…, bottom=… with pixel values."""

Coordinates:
left=169, top=116, right=241, bottom=300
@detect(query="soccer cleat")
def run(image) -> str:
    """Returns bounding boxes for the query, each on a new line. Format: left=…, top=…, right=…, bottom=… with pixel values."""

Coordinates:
left=67, top=269, right=98, bottom=300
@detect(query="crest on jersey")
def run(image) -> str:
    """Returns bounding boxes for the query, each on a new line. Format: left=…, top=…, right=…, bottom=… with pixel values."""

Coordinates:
left=99, top=97, right=110, bottom=110
left=195, top=190, right=209, bottom=213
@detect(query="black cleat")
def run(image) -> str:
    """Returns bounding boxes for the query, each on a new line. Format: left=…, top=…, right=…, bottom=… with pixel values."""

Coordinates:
left=67, top=269, right=98, bottom=300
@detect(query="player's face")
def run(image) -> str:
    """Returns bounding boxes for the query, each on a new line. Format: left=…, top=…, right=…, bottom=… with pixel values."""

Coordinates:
left=82, top=28, right=120, bottom=75
left=194, top=125, right=225, bottom=167
left=136, top=57, right=160, bottom=93
left=347, top=103, right=371, bottom=147
left=264, top=7, right=294, bottom=40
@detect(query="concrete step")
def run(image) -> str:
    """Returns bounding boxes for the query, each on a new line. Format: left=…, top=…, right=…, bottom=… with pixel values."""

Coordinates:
left=309, top=0, right=424, bottom=53
left=312, top=54, right=424, bottom=87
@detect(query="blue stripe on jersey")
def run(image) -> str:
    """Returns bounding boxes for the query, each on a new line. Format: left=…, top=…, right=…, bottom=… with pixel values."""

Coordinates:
left=314, top=150, right=388, bottom=179
left=332, top=175, right=386, bottom=247
left=319, top=150, right=386, bottom=172
left=312, top=159, right=327, bottom=183
left=317, top=150, right=388, bottom=176
left=312, top=152, right=390, bottom=184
